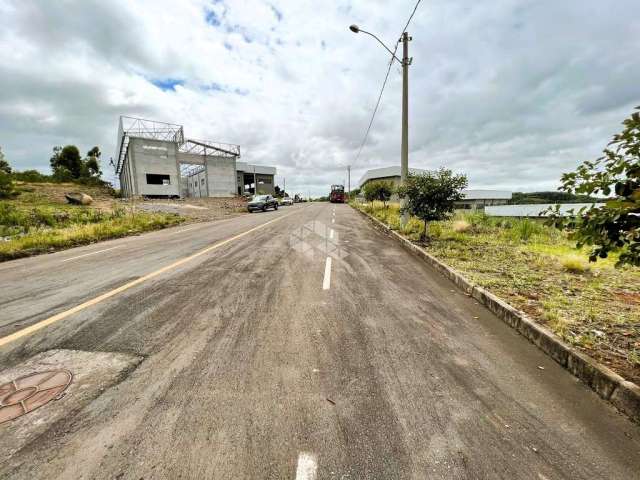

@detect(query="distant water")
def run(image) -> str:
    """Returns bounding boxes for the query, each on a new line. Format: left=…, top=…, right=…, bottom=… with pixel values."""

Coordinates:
left=485, top=203, right=601, bottom=217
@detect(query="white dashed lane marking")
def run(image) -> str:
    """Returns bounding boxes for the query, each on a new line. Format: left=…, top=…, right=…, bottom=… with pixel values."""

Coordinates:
left=322, top=257, right=332, bottom=290
left=295, top=452, right=317, bottom=480
left=60, top=246, right=122, bottom=263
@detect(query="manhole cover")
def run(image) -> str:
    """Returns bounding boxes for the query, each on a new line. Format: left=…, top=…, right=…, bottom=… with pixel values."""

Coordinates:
left=0, top=370, right=72, bottom=424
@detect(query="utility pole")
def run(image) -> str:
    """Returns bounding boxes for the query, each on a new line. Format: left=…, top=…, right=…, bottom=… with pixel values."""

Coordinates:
left=283, top=177, right=286, bottom=197
left=253, top=166, right=257, bottom=195
left=400, top=31, right=411, bottom=227
left=347, top=165, right=351, bottom=197
left=349, top=24, right=412, bottom=226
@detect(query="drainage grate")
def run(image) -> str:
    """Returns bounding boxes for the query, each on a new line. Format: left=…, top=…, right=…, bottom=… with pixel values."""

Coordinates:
left=0, top=370, right=72, bottom=424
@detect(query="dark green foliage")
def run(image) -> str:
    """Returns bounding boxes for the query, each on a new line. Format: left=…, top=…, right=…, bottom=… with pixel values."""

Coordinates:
left=397, top=168, right=468, bottom=240
left=0, top=147, right=11, bottom=174
left=363, top=181, right=394, bottom=204
left=49, top=145, right=103, bottom=180
left=50, top=145, right=83, bottom=178
left=547, top=107, right=640, bottom=266
left=511, top=191, right=605, bottom=204
left=0, top=172, right=18, bottom=199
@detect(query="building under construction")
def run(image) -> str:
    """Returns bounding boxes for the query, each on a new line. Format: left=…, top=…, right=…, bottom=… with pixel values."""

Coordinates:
left=114, top=116, right=276, bottom=198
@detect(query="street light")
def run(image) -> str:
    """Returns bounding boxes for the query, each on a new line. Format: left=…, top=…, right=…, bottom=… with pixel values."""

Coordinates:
left=350, top=24, right=412, bottom=227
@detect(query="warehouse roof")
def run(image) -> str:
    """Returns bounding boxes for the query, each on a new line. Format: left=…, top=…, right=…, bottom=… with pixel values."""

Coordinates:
left=358, top=166, right=512, bottom=200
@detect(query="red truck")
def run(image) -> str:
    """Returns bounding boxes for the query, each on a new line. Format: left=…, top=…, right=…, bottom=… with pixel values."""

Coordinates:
left=330, top=185, right=346, bottom=203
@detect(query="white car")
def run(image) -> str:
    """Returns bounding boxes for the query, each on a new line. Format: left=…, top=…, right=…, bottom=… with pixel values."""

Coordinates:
left=281, top=197, right=293, bottom=206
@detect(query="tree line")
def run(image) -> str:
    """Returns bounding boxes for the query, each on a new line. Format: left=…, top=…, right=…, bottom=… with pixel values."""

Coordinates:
left=0, top=144, right=107, bottom=198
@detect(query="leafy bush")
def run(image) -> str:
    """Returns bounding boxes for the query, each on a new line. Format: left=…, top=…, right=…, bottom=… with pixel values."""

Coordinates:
left=547, top=107, right=640, bottom=266
left=397, top=169, right=467, bottom=240
left=363, top=181, right=395, bottom=204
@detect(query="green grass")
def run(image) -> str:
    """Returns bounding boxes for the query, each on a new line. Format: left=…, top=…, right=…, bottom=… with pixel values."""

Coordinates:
left=0, top=202, right=184, bottom=261
left=354, top=201, right=640, bottom=383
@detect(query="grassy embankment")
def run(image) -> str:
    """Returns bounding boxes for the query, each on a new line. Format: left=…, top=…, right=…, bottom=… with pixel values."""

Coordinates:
left=354, top=201, right=640, bottom=384
left=0, top=182, right=184, bottom=261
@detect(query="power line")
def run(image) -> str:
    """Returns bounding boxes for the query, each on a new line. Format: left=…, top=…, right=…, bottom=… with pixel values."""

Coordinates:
left=352, top=0, right=423, bottom=168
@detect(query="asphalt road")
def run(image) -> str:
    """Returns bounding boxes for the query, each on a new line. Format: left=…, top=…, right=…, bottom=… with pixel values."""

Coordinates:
left=1, top=202, right=639, bottom=479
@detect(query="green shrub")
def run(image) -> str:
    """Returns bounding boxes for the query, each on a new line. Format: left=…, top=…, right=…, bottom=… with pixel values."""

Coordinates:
left=0, top=172, right=18, bottom=198
left=561, top=255, right=591, bottom=273
left=511, top=219, right=542, bottom=242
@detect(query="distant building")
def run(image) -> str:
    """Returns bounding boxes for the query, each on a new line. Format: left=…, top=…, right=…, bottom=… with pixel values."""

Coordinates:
left=115, top=116, right=276, bottom=198
left=455, top=189, right=512, bottom=209
left=358, top=166, right=512, bottom=209
left=358, top=166, right=428, bottom=189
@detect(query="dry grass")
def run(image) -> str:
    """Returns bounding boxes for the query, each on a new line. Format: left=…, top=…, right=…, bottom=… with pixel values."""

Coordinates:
left=353, top=201, right=640, bottom=383
left=561, top=255, right=591, bottom=274
left=1, top=182, right=184, bottom=260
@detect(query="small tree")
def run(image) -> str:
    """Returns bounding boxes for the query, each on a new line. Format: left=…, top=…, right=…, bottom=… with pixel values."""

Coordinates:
left=547, top=107, right=640, bottom=266
left=397, top=169, right=468, bottom=241
left=0, top=172, right=17, bottom=199
left=50, top=145, right=83, bottom=178
left=363, top=180, right=394, bottom=206
left=0, top=147, right=11, bottom=174
left=83, top=146, right=102, bottom=177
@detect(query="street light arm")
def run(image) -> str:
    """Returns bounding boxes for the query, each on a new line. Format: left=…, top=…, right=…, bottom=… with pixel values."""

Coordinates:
left=356, top=28, right=403, bottom=64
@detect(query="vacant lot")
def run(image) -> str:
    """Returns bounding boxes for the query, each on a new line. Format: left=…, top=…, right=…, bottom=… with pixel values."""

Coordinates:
left=355, top=201, right=640, bottom=384
left=0, top=182, right=184, bottom=260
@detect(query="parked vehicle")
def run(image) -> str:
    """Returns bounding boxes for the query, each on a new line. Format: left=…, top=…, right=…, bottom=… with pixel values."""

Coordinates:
left=330, top=185, right=346, bottom=203
left=248, top=195, right=279, bottom=212
left=281, top=197, right=293, bottom=206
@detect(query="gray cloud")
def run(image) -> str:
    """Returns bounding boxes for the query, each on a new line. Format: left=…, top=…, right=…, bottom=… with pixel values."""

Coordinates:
left=0, top=0, right=638, bottom=195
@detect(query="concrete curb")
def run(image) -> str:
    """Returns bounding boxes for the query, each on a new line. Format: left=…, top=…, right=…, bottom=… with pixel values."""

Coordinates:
left=353, top=206, right=640, bottom=423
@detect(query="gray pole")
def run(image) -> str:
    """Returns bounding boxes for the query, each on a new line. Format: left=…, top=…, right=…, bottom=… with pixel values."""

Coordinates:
left=347, top=165, right=351, bottom=197
left=253, top=166, right=257, bottom=195
left=400, top=31, right=411, bottom=227
left=283, top=177, right=286, bottom=197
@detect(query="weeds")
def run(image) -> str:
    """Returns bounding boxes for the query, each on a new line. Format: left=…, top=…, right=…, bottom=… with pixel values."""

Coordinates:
left=561, top=255, right=591, bottom=274
left=354, top=201, right=640, bottom=383
left=0, top=203, right=183, bottom=260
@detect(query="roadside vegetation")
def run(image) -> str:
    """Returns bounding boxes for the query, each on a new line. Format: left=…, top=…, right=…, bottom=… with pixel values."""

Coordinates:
left=0, top=145, right=184, bottom=261
left=355, top=201, right=640, bottom=383
left=354, top=108, right=640, bottom=382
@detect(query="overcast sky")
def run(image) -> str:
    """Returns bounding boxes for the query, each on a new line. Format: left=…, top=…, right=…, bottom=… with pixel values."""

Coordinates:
left=0, top=0, right=638, bottom=196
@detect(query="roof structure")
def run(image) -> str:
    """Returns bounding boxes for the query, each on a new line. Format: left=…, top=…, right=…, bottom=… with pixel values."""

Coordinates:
left=358, top=166, right=427, bottom=187
left=358, top=166, right=512, bottom=200
left=115, top=116, right=240, bottom=174
left=461, top=190, right=512, bottom=200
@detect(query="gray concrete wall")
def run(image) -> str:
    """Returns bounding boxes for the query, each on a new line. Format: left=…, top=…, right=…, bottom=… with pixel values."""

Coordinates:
left=206, top=156, right=237, bottom=197
left=129, top=138, right=180, bottom=197
left=186, top=170, right=207, bottom=198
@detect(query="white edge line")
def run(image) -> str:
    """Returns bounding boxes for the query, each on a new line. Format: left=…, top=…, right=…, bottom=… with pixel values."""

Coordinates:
left=61, top=246, right=122, bottom=263
left=295, top=452, right=317, bottom=480
left=329, top=229, right=334, bottom=240
left=322, top=256, right=332, bottom=290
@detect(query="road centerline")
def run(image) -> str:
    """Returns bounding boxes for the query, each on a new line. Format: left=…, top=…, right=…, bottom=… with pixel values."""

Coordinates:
left=295, top=452, right=317, bottom=480
left=0, top=210, right=299, bottom=348
left=60, top=246, right=123, bottom=263
left=323, top=257, right=332, bottom=290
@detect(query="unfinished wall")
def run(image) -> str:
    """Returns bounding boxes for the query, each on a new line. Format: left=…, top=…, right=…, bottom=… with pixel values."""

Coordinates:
left=206, top=156, right=237, bottom=197
left=129, top=138, right=180, bottom=197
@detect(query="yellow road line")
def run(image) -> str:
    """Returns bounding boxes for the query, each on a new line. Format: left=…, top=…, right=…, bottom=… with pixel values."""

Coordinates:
left=0, top=210, right=298, bottom=348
